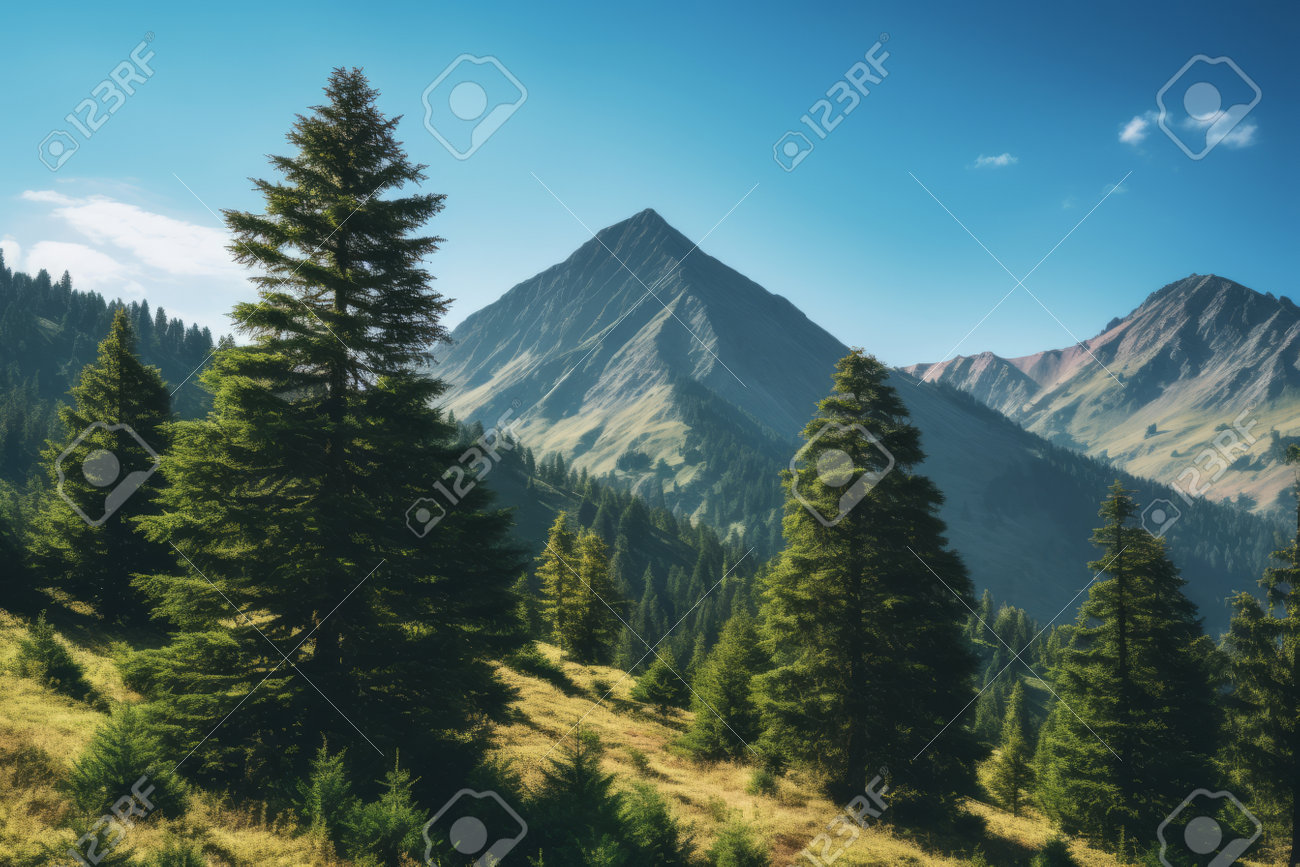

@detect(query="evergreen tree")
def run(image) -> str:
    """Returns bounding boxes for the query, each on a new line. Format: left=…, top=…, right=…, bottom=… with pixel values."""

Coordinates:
left=1034, top=482, right=1217, bottom=842
left=988, top=679, right=1034, bottom=815
left=538, top=512, right=579, bottom=647
left=757, top=351, right=979, bottom=820
left=26, top=310, right=170, bottom=624
left=528, top=729, right=625, bottom=862
left=564, top=530, right=622, bottom=663
left=682, top=610, right=766, bottom=759
left=129, top=68, right=521, bottom=795
left=1224, top=444, right=1300, bottom=862
left=631, top=654, right=688, bottom=717
left=66, top=704, right=186, bottom=818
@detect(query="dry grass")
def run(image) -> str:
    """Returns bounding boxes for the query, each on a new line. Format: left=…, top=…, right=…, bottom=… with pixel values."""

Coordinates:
left=1, top=617, right=1287, bottom=866
left=492, top=644, right=1139, bottom=866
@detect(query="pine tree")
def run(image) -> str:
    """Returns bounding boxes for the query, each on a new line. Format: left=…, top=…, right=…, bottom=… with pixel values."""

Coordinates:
left=988, top=679, right=1034, bottom=815
left=631, top=654, right=688, bottom=718
left=130, top=68, right=521, bottom=794
left=538, top=512, right=579, bottom=647
left=529, top=729, right=625, bottom=862
left=757, top=351, right=979, bottom=820
left=1224, top=444, right=1300, bottom=862
left=1034, top=482, right=1217, bottom=842
left=26, top=310, right=170, bottom=624
left=564, top=530, right=622, bottom=663
left=682, top=610, right=766, bottom=759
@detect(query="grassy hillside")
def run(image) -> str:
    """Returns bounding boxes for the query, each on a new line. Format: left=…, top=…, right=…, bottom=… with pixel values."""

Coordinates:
left=2, top=614, right=1288, bottom=866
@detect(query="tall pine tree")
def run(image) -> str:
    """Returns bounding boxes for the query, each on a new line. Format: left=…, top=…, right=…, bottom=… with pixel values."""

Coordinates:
left=988, top=679, right=1034, bottom=816
left=757, top=350, right=979, bottom=821
left=681, top=609, right=767, bottom=760
left=27, top=309, right=170, bottom=624
left=537, top=512, right=578, bottom=647
left=130, top=68, right=520, bottom=796
left=1034, top=482, right=1217, bottom=843
left=1224, top=444, right=1300, bottom=862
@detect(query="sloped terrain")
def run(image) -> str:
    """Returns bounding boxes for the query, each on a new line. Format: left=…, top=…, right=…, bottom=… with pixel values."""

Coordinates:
left=907, top=274, right=1300, bottom=517
left=436, top=216, right=1284, bottom=630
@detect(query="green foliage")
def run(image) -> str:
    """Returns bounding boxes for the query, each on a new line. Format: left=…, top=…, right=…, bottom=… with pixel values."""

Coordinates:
left=619, top=781, right=694, bottom=867
left=631, top=655, right=688, bottom=717
left=1223, top=460, right=1300, bottom=861
left=745, top=767, right=777, bottom=796
left=567, top=531, right=623, bottom=663
left=538, top=512, right=579, bottom=647
left=25, top=310, right=171, bottom=625
left=0, top=262, right=213, bottom=486
left=12, top=612, right=95, bottom=703
left=348, top=761, right=426, bottom=865
left=682, top=610, right=766, bottom=759
left=127, top=67, right=522, bottom=794
left=1034, top=482, right=1218, bottom=843
left=1029, top=836, right=1079, bottom=867
left=142, top=837, right=207, bottom=867
left=505, top=642, right=578, bottom=693
left=758, top=351, right=979, bottom=821
left=297, top=743, right=359, bottom=847
left=706, top=818, right=770, bottom=867
left=66, top=704, right=186, bottom=819
left=988, top=679, right=1034, bottom=815
left=528, top=729, right=625, bottom=863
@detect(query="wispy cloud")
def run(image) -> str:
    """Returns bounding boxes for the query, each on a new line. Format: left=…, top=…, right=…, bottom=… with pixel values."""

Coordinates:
left=1119, top=111, right=1155, bottom=144
left=14, top=188, right=248, bottom=334
left=20, top=190, right=237, bottom=277
left=973, top=153, right=1018, bottom=168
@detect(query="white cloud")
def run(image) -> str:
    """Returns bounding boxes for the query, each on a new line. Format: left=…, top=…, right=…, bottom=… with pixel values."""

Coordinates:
left=20, top=190, right=238, bottom=278
left=23, top=241, right=133, bottom=292
left=13, top=188, right=250, bottom=336
left=973, top=153, right=1018, bottom=168
left=1119, top=112, right=1155, bottom=144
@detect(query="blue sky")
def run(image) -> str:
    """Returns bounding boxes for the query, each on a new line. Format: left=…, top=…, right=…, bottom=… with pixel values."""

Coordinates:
left=3, top=0, right=1295, bottom=366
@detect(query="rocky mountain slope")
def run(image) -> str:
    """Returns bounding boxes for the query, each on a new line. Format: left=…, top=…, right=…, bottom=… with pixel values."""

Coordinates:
left=906, top=274, right=1300, bottom=516
left=435, top=215, right=1284, bottom=628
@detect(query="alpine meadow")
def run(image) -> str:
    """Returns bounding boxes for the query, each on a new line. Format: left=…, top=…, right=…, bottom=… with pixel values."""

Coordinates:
left=3, top=3, right=1298, bottom=867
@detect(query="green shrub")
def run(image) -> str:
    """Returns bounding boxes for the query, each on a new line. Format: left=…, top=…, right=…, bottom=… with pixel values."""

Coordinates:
left=1030, top=835, right=1079, bottom=867
left=66, top=704, right=186, bottom=819
left=347, top=762, right=425, bottom=864
left=619, top=781, right=693, bottom=867
left=13, top=612, right=95, bottom=702
left=706, top=818, right=769, bottom=867
left=505, top=642, right=578, bottom=693
left=626, top=746, right=652, bottom=775
left=144, top=837, right=206, bottom=867
left=744, top=767, right=777, bottom=797
left=296, top=742, right=359, bottom=847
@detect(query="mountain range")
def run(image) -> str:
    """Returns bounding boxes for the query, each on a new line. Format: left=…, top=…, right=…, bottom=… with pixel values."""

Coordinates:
left=905, top=273, right=1300, bottom=518
left=435, top=210, right=1285, bottom=630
